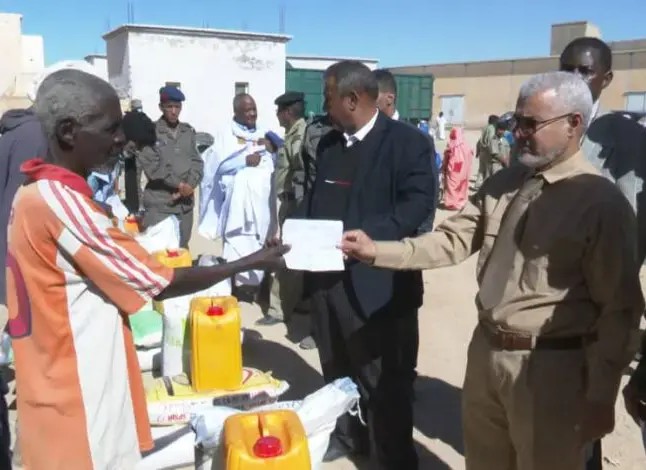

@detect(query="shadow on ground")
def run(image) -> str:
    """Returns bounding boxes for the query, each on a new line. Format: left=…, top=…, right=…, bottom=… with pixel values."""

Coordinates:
left=242, top=329, right=323, bottom=400
left=344, top=441, right=455, bottom=470
left=414, top=375, right=465, bottom=456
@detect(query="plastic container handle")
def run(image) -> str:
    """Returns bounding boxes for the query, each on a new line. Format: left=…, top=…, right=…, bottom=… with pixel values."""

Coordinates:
left=253, top=415, right=283, bottom=458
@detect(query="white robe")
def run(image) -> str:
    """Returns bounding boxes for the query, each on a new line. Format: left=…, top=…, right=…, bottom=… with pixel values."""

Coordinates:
left=199, top=121, right=276, bottom=286
left=437, top=116, right=447, bottom=140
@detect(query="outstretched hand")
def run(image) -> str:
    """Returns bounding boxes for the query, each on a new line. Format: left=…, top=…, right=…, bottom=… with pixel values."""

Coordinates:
left=246, top=239, right=290, bottom=271
left=339, top=230, right=377, bottom=264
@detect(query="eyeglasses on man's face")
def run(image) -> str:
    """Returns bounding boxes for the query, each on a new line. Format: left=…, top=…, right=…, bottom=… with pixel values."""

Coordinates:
left=512, top=113, right=573, bottom=137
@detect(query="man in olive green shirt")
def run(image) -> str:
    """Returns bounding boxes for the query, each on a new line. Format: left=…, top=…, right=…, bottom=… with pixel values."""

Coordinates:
left=261, top=92, right=307, bottom=326
left=474, top=115, right=498, bottom=190
left=340, top=72, right=644, bottom=470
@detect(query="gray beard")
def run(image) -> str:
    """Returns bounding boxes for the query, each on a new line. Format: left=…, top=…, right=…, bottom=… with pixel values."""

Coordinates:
left=517, top=152, right=553, bottom=169
left=517, top=147, right=564, bottom=169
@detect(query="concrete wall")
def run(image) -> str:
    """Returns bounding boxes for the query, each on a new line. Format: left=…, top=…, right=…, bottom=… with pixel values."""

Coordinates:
left=0, top=13, right=23, bottom=97
left=286, top=56, right=378, bottom=71
left=0, top=13, right=45, bottom=113
left=85, top=55, right=109, bottom=81
left=393, top=51, right=646, bottom=129
left=15, top=35, right=45, bottom=96
left=106, top=33, right=132, bottom=100
left=106, top=27, right=289, bottom=134
left=21, top=35, right=44, bottom=73
left=550, top=22, right=600, bottom=56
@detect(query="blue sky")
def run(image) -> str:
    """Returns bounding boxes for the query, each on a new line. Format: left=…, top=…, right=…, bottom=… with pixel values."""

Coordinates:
left=2, top=0, right=646, bottom=67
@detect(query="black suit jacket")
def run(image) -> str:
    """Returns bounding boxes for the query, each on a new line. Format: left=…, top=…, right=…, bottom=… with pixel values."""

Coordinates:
left=302, top=112, right=437, bottom=317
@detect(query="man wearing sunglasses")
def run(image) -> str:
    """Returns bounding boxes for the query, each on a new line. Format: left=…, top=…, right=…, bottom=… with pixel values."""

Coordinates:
left=339, top=71, right=644, bottom=470
left=560, top=37, right=646, bottom=249
left=560, top=38, right=646, bottom=463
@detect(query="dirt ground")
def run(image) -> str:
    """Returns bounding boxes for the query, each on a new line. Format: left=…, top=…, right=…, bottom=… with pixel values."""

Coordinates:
left=5, top=130, right=646, bottom=469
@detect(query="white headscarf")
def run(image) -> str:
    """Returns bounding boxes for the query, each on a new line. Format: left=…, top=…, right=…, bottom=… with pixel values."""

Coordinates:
left=27, top=60, right=103, bottom=102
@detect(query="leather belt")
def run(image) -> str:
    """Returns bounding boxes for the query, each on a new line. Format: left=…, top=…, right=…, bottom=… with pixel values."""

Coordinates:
left=482, top=325, right=598, bottom=351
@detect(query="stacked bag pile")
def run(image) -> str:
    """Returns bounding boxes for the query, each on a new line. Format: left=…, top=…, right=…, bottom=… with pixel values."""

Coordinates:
left=127, top=216, right=290, bottom=468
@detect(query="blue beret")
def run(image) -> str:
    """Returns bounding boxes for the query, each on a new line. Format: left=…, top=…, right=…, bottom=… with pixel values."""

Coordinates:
left=265, top=131, right=284, bottom=149
left=159, top=86, right=185, bottom=103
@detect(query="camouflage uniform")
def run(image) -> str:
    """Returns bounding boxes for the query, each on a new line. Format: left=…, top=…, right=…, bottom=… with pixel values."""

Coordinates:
left=301, top=115, right=334, bottom=196
left=267, top=116, right=333, bottom=321
left=267, top=117, right=307, bottom=321
left=274, top=117, right=307, bottom=219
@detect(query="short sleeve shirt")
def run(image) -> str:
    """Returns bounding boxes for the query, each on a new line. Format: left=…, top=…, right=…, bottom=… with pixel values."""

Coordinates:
left=6, top=168, right=173, bottom=470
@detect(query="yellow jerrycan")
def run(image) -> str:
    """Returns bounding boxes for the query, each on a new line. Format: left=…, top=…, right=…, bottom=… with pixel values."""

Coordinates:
left=152, top=248, right=193, bottom=313
left=189, top=296, right=243, bottom=392
left=123, top=215, right=139, bottom=235
left=154, top=248, right=192, bottom=268
left=224, top=410, right=311, bottom=470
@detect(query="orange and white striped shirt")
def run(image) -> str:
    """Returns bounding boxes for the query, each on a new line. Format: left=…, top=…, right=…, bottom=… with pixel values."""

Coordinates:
left=6, top=160, right=174, bottom=470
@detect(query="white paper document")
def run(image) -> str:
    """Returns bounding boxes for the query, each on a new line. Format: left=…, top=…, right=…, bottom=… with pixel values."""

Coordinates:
left=281, top=219, right=345, bottom=272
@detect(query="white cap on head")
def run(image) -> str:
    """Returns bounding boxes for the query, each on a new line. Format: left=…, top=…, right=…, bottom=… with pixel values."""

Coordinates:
left=27, top=60, right=102, bottom=102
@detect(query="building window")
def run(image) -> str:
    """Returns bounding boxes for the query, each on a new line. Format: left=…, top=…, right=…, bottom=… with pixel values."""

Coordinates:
left=165, top=81, right=181, bottom=89
left=625, top=92, right=646, bottom=112
left=235, top=82, right=249, bottom=95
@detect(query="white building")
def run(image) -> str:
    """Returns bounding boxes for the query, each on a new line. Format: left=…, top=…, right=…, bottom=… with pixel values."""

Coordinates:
left=286, top=55, right=378, bottom=71
left=0, top=12, right=45, bottom=112
left=103, top=24, right=292, bottom=134
left=84, top=54, right=109, bottom=81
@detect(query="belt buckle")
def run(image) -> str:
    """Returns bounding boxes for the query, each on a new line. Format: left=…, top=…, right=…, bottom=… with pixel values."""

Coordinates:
left=499, top=331, right=515, bottom=350
left=498, top=330, right=534, bottom=350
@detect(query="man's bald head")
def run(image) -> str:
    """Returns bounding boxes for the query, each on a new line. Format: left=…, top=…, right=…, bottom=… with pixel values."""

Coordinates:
left=35, top=69, right=118, bottom=139
left=233, top=93, right=258, bottom=129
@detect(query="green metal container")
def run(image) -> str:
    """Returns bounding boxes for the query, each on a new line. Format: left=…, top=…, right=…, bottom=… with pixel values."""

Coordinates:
left=394, top=74, right=434, bottom=121
left=285, top=68, right=326, bottom=117
left=285, top=67, right=434, bottom=120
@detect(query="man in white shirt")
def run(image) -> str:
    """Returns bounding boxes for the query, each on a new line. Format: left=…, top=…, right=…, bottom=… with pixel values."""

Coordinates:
left=436, top=111, right=447, bottom=140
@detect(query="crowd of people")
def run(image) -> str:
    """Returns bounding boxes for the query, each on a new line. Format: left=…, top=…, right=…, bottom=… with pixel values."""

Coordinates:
left=0, top=33, right=646, bottom=470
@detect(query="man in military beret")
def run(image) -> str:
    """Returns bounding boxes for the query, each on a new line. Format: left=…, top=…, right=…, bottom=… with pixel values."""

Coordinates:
left=139, top=86, right=204, bottom=248
left=261, top=91, right=308, bottom=326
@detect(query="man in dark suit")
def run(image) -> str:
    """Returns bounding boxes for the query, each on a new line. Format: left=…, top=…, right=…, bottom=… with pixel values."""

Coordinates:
left=302, top=60, right=436, bottom=469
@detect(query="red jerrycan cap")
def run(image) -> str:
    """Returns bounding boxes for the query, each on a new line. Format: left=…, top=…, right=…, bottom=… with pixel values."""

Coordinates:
left=206, top=306, right=225, bottom=316
left=253, top=435, right=283, bottom=458
left=166, top=249, right=180, bottom=258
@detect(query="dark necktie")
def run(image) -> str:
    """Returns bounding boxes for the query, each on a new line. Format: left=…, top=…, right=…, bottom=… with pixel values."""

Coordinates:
left=478, top=174, right=545, bottom=310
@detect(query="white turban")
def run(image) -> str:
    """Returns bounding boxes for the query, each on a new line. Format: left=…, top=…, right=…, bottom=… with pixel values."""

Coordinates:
left=27, top=60, right=103, bottom=102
